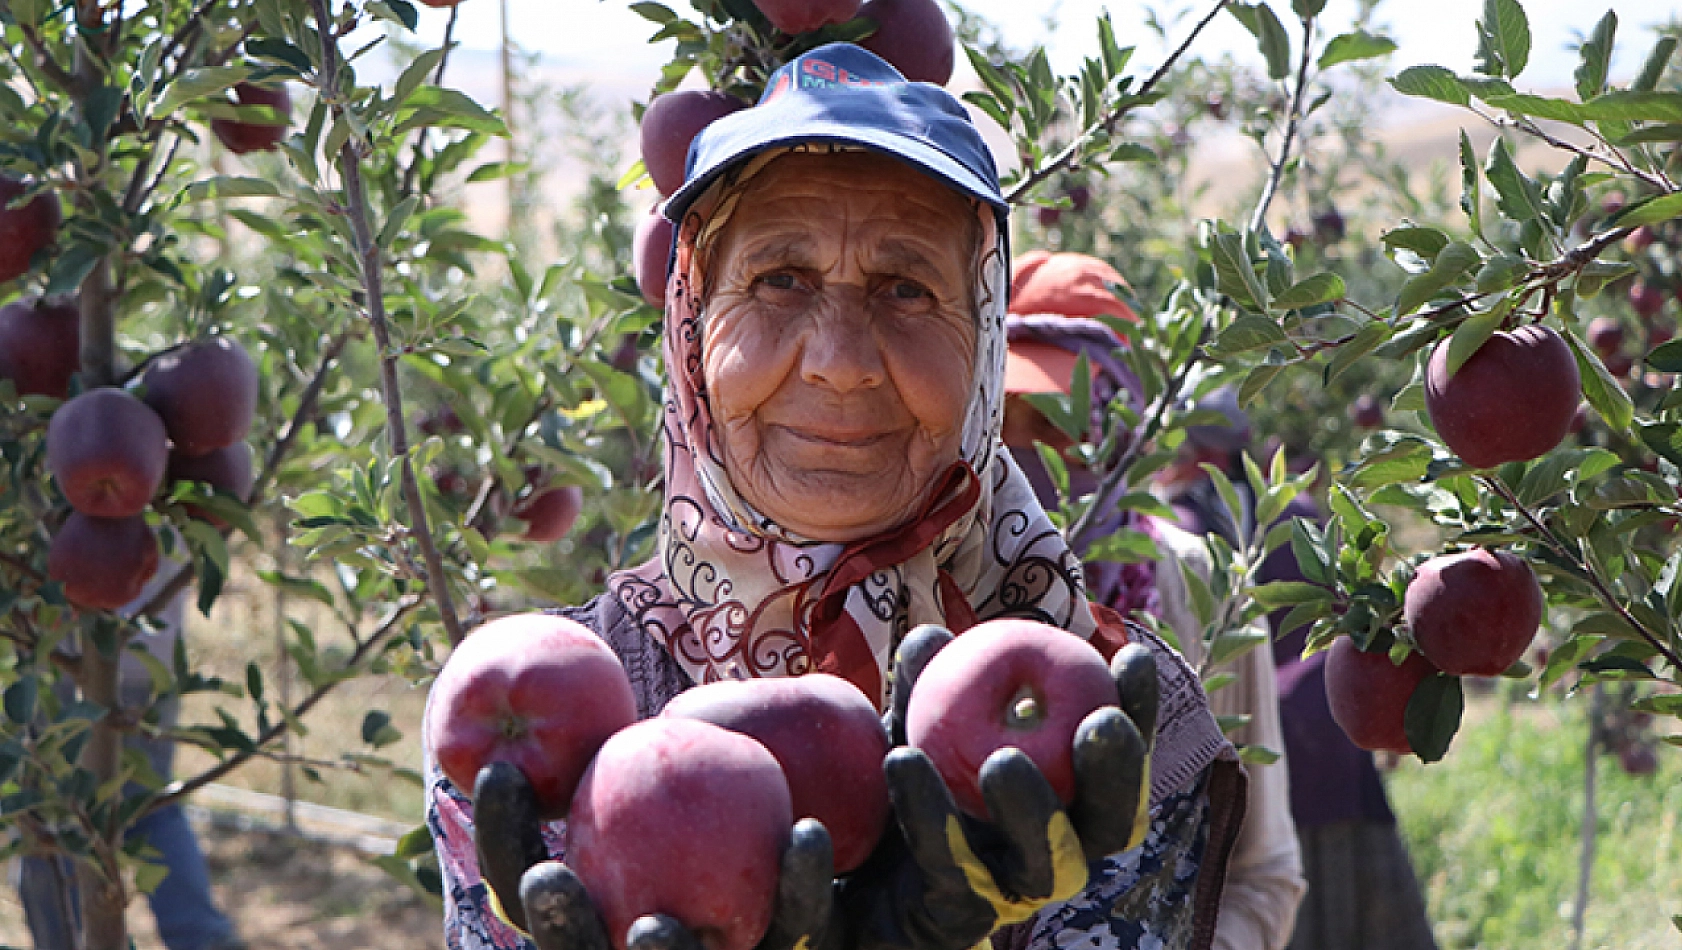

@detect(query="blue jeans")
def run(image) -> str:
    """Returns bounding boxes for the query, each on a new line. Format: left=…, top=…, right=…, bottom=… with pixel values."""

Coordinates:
left=16, top=694, right=239, bottom=950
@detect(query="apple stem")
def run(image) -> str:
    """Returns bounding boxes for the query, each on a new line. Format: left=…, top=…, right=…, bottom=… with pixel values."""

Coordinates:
left=1482, top=474, right=1682, bottom=672
left=1005, top=684, right=1044, bottom=729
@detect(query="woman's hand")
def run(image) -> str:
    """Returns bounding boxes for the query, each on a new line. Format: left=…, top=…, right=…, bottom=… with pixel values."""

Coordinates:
left=839, top=625, right=1158, bottom=950
left=472, top=763, right=834, bottom=950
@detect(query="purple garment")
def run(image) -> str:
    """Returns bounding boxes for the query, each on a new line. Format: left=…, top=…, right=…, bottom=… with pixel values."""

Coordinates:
left=1261, top=497, right=1395, bottom=828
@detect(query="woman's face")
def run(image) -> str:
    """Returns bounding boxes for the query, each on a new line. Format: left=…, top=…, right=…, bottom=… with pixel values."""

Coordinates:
left=703, top=151, right=980, bottom=542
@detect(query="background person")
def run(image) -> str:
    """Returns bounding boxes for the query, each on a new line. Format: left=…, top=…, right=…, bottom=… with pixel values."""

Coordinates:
left=425, top=44, right=1244, bottom=950
left=1000, top=251, right=1305, bottom=950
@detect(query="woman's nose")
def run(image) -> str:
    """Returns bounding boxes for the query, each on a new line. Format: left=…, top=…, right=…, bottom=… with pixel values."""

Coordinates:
left=798, top=290, right=885, bottom=393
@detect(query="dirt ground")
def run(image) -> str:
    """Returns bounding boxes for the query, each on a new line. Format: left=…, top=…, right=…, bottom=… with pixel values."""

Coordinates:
left=0, top=817, right=440, bottom=950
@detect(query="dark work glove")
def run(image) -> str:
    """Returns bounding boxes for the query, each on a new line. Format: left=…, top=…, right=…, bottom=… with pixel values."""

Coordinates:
left=473, top=762, right=834, bottom=950
left=837, top=624, right=1159, bottom=950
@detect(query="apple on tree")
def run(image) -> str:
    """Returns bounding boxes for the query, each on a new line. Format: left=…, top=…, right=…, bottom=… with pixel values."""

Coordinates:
left=1323, top=636, right=1439, bottom=756
left=211, top=83, right=292, bottom=155
left=424, top=613, right=638, bottom=819
left=904, top=617, right=1118, bottom=819
left=141, top=336, right=260, bottom=457
left=48, top=512, right=161, bottom=611
left=0, top=297, right=80, bottom=398
left=858, top=0, right=956, bottom=86
left=639, top=92, right=748, bottom=197
left=752, top=0, right=862, bottom=36
left=1424, top=324, right=1580, bottom=469
left=46, top=388, right=170, bottom=518
left=0, top=175, right=60, bottom=284
left=514, top=485, right=584, bottom=544
left=1404, top=547, right=1543, bottom=678
left=565, top=717, right=794, bottom=950
left=661, top=672, right=891, bottom=873
left=632, top=207, right=675, bottom=309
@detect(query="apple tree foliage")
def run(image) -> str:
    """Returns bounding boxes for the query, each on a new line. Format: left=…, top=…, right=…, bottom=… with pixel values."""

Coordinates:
left=0, top=0, right=660, bottom=945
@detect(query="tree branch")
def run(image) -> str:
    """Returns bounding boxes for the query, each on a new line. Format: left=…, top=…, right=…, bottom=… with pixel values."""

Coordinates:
left=1249, top=13, right=1315, bottom=233
left=1004, top=0, right=1231, bottom=205
left=309, top=0, right=465, bottom=646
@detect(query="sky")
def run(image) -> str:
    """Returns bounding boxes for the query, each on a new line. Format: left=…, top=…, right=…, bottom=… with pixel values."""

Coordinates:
left=401, top=0, right=1682, bottom=94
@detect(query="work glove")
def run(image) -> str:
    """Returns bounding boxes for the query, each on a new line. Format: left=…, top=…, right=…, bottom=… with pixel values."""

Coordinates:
left=838, top=624, right=1158, bottom=950
left=472, top=762, right=835, bottom=950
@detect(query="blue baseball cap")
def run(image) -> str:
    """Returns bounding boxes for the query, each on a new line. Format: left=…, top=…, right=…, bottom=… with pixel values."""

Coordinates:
left=664, top=43, right=1006, bottom=225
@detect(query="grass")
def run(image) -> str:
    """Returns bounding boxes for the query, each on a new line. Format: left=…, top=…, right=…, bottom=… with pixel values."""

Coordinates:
left=1387, top=689, right=1682, bottom=950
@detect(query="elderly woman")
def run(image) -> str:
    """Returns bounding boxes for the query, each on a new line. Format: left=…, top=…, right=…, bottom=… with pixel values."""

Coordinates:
left=426, top=43, right=1242, bottom=950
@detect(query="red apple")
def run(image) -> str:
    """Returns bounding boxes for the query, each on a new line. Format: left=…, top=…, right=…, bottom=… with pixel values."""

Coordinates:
left=905, top=617, right=1116, bottom=819
left=211, top=83, right=291, bottom=155
left=141, top=336, right=260, bottom=457
left=752, top=0, right=862, bottom=36
left=47, top=388, right=169, bottom=518
left=858, top=0, right=956, bottom=85
left=424, top=613, right=638, bottom=819
left=1405, top=548, right=1542, bottom=677
left=1604, top=351, right=1634, bottom=378
left=416, top=0, right=465, bottom=6
left=1323, top=636, right=1438, bottom=755
left=1311, top=207, right=1346, bottom=244
left=633, top=208, right=675, bottom=308
left=566, top=717, right=793, bottom=950
left=1618, top=743, right=1658, bottom=776
left=0, top=175, right=60, bottom=284
left=1036, top=206, right=1062, bottom=228
left=0, top=297, right=79, bottom=398
left=168, top=441, right=254, bottom=499
left=515, top=486, right=583, bottom=543
left=1586, top=316, right=1625, bottom=358
left=640, top=91, right=748, bottom=197
left=1350, top=393, right=1384, bottom=429
left=1630, top=281, right=1666, bottom=319
left=1425, top=324, right=1579, bottom=469
left=48, top=513, right=160, bottom=611
left=661, top=673, right=890, bottom=873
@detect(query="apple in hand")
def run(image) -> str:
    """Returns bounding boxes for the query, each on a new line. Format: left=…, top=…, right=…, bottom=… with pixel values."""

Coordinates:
left=142, top=336, right=260, bottom=457
left=1324, top=636, right=1438, bottom=755
left=212, top=83, right=291, bottom=155
left=566, top=717, right=793, bottom=950
left=0, top=175, right=60, bottom=284
left=905, top=617, right=1116, bottom=819
left=661, top=672, right=890, bottom=873
left=47, top=388, right=169, bottom=518
left=423, top=613, right=638, bottom=819
left=640, top=91, right=747, bottom=197
left=48, top=513, right=160, bottom=611
left=752, top=0, right=862, bottom=36
left=0, top=298, right=80, bottom=398
left=858, top=0, right=956, bottom=85
left=1425, top=324, right=1579, bottom=469
left=1405, top=548, right=1542, bottom=677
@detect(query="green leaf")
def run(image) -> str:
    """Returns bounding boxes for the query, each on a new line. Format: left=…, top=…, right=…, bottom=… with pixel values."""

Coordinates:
left=1318, top=30, right=1396, bottom=69
left=1390, top=65, right=1470, bottom=107
left=1608, top=192, right=1682, bottom=228
left=1348, top=437, right=1433, bottom=490
left=1647, top=337, right=1682, bottom=373
left=361, top=710, right=401, bottom=748
left=4, top=678, right=37, bottom=724
left=1273, top=273, right=1345, bottom=310
left=628, top=1, right=676, bottom=23
left=1404, top=672, right=1463, bottom=763
left=1324, top=320, right=1392, bottom=384
left=1382, top=226, right=1450, bottom=259
left=186, top=177, right=283, bottom=201
left=1210, top=314, right=1288, bottom=354
left=1443, top=304, right=1507, bottom=378
left=152, top=65, right=252, bottom=118
left=1458, top=131, right=1485, bottom=237
left=1484, top=138, right=1546, bottom=223
left=1475, top=253, right=1528, bottom=293
left=1564, top=325, right=1633, bottom=434
left=1577, top=91, right=1682, bottom=123
left=1239, top=743, right=1281, bottom=765
left=1227, top=3, right=1292, bottom=81
left=395, top=87, right=508, bottom=136
left=1239, top=361, right=1288, bottom=405
left=1250, top=581, right=1334, bottom=609
left=964, top=45, right=1017, bottom=113
left=1574, top=11, right=1616, bottom=102
left=394, top=48, right=447, bottom=106
left=1474, top=0, right=1530, bottom=79
left=1480, top=93, right=1584, bottom=124
left=1396, top=241, right=1480, bottom=316
left=1637, top=421, right=1682, bottom=468
left=1634, top=37, right=1678, bottom=92
left=1212, top=230, right=1268, bottom=311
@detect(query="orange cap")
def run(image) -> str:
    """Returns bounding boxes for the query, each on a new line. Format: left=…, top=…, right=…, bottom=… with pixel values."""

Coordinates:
left=1004, top=340, right=1080, bottom=395
left=1009, top=252, right=1137, bottom=321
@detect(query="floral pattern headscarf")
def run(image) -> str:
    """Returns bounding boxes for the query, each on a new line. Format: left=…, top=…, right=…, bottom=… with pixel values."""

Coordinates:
left=608, top=145, right=1099, bottom=708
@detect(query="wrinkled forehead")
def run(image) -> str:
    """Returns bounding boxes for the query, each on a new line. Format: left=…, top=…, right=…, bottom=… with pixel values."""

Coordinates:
left=689, top=146, right=990, bottom=288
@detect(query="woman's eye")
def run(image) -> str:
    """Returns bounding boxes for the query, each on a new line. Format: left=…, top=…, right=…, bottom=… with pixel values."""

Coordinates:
left=758, top=272, right=799, bottom=291
left=890, top=281, right=930, bottom=301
